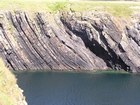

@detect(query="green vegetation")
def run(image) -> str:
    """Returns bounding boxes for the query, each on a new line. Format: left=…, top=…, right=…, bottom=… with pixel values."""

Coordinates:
left=0, top=0, right=140, bottom=17
left=47, top=2, right=69, bottom=12
left=0, top=0, right=70, bottom=12
left=68, top=1, right=140, bottom=17
left=0, top=58, right=21, bottom=105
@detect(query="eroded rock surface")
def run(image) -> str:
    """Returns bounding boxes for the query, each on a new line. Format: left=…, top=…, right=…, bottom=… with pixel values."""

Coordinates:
left=61, top=11, right=140, bottom=72
left=0, top=11, right=140, bottom=72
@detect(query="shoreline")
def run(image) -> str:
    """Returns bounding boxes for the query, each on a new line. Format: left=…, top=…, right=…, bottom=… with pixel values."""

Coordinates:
left=13, top=69, right=131, bottom=74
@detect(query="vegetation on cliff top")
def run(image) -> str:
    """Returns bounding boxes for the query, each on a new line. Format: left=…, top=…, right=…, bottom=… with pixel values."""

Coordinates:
left=0, top=0, right=140, bottom=17
left=0, top=59, right=21, bottom=105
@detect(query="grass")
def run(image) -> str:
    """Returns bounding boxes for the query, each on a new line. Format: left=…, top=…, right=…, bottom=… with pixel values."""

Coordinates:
left=0, top=0, right=70, bottom=12
left=47, top=2, right=69, bottom=13
left=0, top=58, right=21, bottom=105
left=69, top=1, right=140, bottom=17
left=0, top=0, right=140, bottom=17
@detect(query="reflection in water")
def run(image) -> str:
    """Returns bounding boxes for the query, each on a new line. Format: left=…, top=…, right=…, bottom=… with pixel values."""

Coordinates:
left=14, top=71, right=140, bottom=105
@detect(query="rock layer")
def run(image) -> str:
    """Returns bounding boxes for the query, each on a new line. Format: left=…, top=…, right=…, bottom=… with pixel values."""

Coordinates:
left=61, top=11, right=140, bottom=72
left=0, top=11, right=140, bottom=72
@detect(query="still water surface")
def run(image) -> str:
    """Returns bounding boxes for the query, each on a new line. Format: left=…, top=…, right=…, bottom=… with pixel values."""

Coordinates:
left=14, top=71, right=140, bottom=105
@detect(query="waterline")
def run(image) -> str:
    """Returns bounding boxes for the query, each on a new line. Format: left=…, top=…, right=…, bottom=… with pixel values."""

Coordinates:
left=14, top=70, right=140, bottom=105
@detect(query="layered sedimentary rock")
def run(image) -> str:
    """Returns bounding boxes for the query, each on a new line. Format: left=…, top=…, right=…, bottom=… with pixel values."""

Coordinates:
left=0, top=10, right=140, bottom=72
left=61, top=11, right=140, bottom=72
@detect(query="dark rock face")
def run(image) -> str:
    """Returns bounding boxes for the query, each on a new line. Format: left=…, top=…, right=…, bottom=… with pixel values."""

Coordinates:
left=61, top=11, right=140, bottom=72
left=0, top=11, right=107, bottom=71
left=0, top=11, right=140, bottom=72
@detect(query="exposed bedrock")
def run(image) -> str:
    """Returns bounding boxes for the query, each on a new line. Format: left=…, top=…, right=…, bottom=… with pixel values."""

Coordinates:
left=61, top=11, right=140, bottom=72
left=0, top=11, right=140, bottom=72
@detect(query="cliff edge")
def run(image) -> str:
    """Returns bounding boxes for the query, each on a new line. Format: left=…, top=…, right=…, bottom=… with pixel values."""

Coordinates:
left=0, top=58, right=27, bottom=105
left=0, top=11, right=140, bottom=72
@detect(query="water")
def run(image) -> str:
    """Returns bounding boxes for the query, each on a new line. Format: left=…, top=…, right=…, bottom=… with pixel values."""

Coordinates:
left=14, top=71, right=140, bottom=105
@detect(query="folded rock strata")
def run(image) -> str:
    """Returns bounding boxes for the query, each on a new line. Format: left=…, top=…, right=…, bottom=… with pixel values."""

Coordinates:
left=0, top=11, right=140, bottom=72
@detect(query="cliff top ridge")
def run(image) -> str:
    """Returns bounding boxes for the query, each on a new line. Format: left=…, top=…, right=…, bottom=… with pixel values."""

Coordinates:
left=0, top=0, right=140, bottom=17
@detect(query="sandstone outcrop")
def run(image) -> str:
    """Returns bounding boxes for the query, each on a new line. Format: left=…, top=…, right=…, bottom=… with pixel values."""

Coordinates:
left=0, top=10, right=140, bottom=72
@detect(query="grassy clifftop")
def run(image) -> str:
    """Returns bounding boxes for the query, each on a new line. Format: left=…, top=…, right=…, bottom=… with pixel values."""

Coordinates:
left=0, top=0, right=140, bottom=17
left=0, top=59, right=26, bottom=105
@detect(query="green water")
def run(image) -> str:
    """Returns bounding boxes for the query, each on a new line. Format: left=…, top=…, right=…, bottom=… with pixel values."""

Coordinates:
left=14, top=71, right=140, bottom=105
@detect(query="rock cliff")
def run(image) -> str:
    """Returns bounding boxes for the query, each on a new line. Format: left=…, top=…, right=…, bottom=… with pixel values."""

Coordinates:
left=0, top=10, right=140, bottom=72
